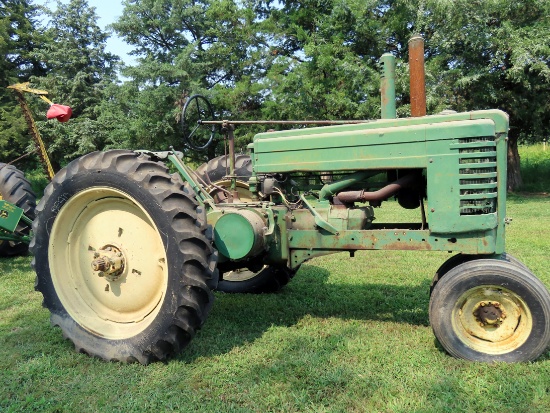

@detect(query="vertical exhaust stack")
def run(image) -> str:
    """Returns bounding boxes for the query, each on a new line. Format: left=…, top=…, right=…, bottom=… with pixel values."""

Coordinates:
left=408, top=35, right=426, bottom=117
left=380, top=53, right=397, bottom=119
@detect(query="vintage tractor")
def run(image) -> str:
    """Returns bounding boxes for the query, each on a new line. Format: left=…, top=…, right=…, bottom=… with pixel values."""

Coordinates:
left=30, top=37, right=550, bottom=364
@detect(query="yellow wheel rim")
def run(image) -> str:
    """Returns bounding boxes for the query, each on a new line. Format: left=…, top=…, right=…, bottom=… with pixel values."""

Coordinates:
left=49, top=187, right=168, bottom=340
left=452, top=285, right=532, bottom=355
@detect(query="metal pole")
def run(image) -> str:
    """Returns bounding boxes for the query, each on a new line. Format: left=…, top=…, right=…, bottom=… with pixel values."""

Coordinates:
left=198, top=120, right=368, bottom=126
left=12, top=90, right=55, bottom=180
left=221, top=122, right=238, bottom=199
left=408, top=35, right=427, bottom=117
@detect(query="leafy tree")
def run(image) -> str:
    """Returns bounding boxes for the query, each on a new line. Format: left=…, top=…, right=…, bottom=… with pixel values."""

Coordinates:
left=112, top=0, right=273, bottom=161
left=0, top=0, right=47, bottom=166
left=259, top=0, right=402, bottom=122
left=422, top=0, right=550, bottom=190
left=32, top=0, right=120, bottom=169
left=3, top=0, right=541, bottom=191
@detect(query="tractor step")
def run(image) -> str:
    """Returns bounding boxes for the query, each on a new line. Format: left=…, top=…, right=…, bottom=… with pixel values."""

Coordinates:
left=0, top=200, right=24, bottom=233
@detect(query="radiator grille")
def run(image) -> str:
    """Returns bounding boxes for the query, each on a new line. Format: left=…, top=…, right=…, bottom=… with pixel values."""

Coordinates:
left=456, top=137, right=498, bottom=215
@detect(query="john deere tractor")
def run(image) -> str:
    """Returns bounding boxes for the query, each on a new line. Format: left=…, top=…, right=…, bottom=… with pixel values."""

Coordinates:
left=30, top=37, right=550, bottom=364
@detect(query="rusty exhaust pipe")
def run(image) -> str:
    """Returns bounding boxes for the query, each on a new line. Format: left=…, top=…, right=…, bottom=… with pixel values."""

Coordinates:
left=336, top=174, right=418, bottom=204
left=408, top=35, right=426, bottom=117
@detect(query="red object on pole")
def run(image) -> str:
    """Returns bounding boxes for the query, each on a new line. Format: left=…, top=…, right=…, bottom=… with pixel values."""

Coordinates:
left=46, top=104, right=73, bottom=122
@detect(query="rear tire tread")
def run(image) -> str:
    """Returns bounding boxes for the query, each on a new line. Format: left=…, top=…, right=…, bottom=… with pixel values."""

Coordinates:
left=31, top=150, right=218, bottom=364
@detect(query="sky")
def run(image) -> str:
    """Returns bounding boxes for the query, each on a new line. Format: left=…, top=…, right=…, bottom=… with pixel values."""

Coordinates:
left=37, top=0, right=136, bottom=66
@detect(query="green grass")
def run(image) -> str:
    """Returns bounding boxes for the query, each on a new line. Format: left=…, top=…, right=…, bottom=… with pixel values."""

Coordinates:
left=1, top=195, right=550, bottom=413
left=519, top=144, right=550, bottom=193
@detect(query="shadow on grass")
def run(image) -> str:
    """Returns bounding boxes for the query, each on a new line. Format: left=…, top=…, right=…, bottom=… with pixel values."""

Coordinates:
left=0, top=254, right=33, bottom=277
left=0, top=260, right=437, bottom=367
left=178, top=263, right=432, bottom=362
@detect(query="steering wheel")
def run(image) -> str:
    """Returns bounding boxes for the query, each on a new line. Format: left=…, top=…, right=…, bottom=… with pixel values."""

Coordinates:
left=181, top=94, right=216, bottom=150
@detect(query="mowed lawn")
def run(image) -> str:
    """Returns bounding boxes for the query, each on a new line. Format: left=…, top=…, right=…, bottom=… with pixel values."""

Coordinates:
left=1, top=194, right=549, bottom=413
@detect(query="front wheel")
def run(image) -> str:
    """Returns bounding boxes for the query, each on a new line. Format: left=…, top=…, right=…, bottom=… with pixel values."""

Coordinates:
left=429, top=252, right=530, bottom=296
left=31, top=150, right=218, bottom=364
left=429, top=259, right=550, bottom=362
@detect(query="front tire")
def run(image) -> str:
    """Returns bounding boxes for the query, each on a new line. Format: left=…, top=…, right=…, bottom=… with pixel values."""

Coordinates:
left=429, top=259, right=550, bottom=362
left=31, top=150, right=218, bottom=364
left=429, top=252, right=530, bottom=296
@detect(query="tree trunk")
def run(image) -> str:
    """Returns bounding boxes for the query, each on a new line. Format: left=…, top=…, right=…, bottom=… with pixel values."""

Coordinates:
left=506, top=133, right=523, bottom=192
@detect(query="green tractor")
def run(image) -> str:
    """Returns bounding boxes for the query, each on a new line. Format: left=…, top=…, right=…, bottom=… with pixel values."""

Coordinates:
left=29, top=38, right=550, bottom=364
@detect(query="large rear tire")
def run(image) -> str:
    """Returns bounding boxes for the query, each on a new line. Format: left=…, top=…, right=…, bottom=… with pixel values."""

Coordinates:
left=429, top=259, right=550, bottom=362
left=31, top=150, right=218, bottom=364
left=0, top=162, right=36, bottom=256
left=195, top=154, right=295, bottom=293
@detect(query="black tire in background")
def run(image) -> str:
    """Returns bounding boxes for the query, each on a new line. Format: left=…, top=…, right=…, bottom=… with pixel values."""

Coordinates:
left=195, top=154, right=253, bottom=184
left=429, top=259, right=550, bottom=362
left=217, top=265, right=298, bottom=294
left=0, top=162, right=36, bottom=256
left=195, top=154, right=296, bottom=293
left=31, top=150, right=218, bottom=364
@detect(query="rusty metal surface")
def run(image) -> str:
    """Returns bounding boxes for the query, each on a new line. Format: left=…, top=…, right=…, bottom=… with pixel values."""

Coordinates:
left=336, top=174, right=417, bottom=203
left=408, top=35, right=427, bottom=117
left=287, top=228, right=497, bottom=268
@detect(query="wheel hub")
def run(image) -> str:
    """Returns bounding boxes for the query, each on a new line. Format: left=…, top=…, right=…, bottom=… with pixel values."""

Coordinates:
left=90, top=244, right=125, bottom=281
left=453, top=285, right=532, bottom=355
left=472, top=301, right=507, bottom=327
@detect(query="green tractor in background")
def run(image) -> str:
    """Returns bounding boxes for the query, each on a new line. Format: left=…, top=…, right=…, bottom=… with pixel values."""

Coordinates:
left=0, top=162, right=36, bottom=256
left=16, top=37, right=550, bottom=364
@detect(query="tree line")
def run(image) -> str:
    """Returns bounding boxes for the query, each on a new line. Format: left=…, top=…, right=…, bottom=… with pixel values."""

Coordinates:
left=1, top=0, right=549, bottom=190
